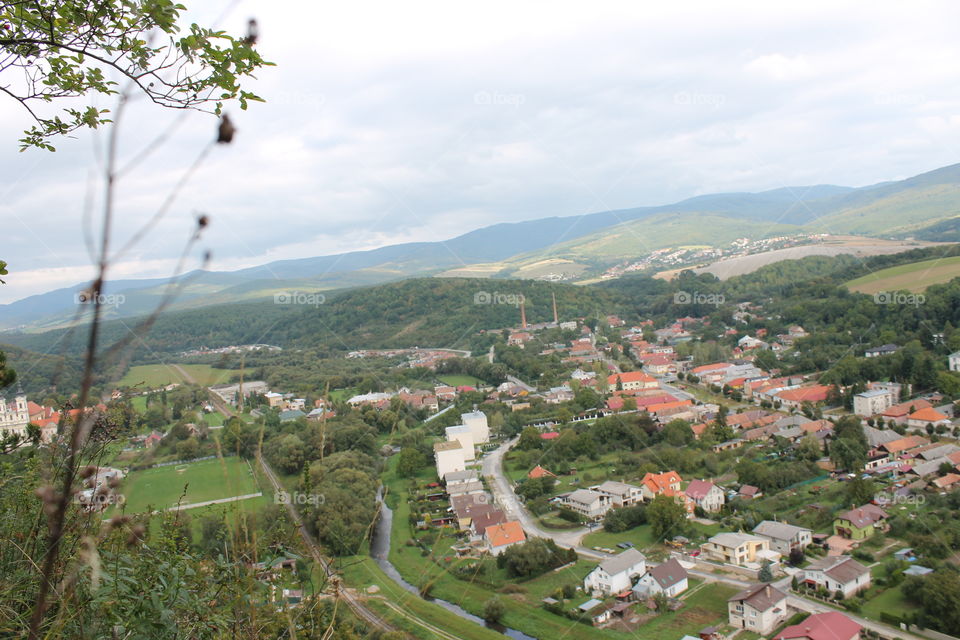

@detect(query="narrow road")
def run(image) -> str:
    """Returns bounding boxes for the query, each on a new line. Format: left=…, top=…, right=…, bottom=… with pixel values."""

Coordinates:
left=481, top=438, right=605, bottom=558
left=505, top=375, right=536, bottom=393
left=257, top=455, right=396, bottom=634
left=482, top=441, right=928, bottom=640
left=168, top=492, right=262, bottom=511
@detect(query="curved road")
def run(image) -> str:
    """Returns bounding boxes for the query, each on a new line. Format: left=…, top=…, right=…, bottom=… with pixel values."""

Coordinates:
left=482, top=439, right=925, bottom=640
left=481, top=437, right=605, bottom=559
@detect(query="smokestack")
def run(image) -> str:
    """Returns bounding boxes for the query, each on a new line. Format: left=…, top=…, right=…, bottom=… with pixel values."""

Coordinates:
left=552, top=292, right=559, bottom=324
left=521, top=301, right=527, bottom=329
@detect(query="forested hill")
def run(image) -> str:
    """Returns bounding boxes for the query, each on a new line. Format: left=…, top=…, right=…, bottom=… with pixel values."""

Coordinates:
left=0, top=278, right=628, bottom=361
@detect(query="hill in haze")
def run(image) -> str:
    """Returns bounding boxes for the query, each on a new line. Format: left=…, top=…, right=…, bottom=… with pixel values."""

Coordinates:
left=6, top=162, right=960, bottom=331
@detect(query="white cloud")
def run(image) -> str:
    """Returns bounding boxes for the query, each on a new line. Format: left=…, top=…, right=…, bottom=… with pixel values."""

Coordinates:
left=4, top=1, right=960, bottom=303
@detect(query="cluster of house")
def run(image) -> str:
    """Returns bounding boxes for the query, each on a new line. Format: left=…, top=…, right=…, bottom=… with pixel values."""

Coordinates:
left=550, top=470, right=726, bottom=521
left=430, top=411, right=529, bottom=555
left=579, top=534, right=867, bottom=638
left=578, top=549, right=690, bottom=624
left=854, top=388, right=956, bottom=432
left=863, top=427, right=960, bottom=488
left=0, top=391, right=103, bottom=443
left=346, top=347, right=464, bottom=369
left=346, top=387, right=441, bottom=413
left=728, top=585, right=862, bottom=639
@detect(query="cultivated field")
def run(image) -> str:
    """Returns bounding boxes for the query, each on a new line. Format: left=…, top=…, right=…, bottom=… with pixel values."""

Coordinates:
left=845, top=255, right=960, bottom=294
left=656, top=237, right=939, bottom=281
left=115, top=456, right=259, bottom=514
left=118, top=363, right=235, bottom=389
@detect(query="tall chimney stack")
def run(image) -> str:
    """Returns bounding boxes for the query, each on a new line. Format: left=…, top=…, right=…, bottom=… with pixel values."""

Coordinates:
left=552, top=292, right=559, bottom=325
left=520, top=301, right=527, bottom=329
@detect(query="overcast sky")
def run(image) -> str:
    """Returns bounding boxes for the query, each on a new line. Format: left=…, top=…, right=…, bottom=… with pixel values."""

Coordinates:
left=3, top=0, right=960, bottom=304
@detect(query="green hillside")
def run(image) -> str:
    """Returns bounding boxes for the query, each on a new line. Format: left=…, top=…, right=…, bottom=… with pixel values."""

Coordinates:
left=808, top=182, right=960, bottom=235
left=844, top=255, right=960, bottom=294
left=506, top=213, right=802, bottom=265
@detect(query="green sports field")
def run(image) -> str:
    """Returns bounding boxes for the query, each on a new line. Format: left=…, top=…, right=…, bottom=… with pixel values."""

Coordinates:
left=845, top=255, right=960, bottom=294
left=118, top=364, right=235, bottom=389
left=115, top=457, right=259, bottom=514
left=436, top=374, right=485, bottom=387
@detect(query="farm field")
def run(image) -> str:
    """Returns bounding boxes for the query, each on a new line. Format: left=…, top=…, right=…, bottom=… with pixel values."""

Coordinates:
left=114, top=456, right=259, bottom=514
left=118, top=364, right=235, bottom=389
left=436, top=374, right=485, bottom=387
left=845, top=255, right=960, bottom=294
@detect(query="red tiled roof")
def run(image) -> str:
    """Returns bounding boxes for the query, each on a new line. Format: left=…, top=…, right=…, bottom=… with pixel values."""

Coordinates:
left=908, top=407, right=949, bottom=423
left=774, top=611, right=861, bottom=640
left=485, top=521, right=526, bottom=547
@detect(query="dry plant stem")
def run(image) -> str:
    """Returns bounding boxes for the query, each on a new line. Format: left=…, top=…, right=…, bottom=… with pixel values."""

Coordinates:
left=26, top=93, right=214, bottom=639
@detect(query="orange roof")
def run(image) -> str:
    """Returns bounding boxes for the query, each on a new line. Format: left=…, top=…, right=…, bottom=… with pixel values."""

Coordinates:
left=690, top=363, right=730, bottom=374
left=647, top=399, right=693, bottom=414
left=883, top=399, right=932, bottom=417
left=776, top=385, right=831, bottom=403
left=607, top=371, right=657, bottom=385
left=882, top=435, right=929, bottom=454
left=641, top=470, right=682, bottom=494
left=691, top=423, right=708, bottom=438
left=528, top=465, right=556, bottom=479
left=908, top=407, right=949, bottom=423
left=485, top=521, right=526, bottom=548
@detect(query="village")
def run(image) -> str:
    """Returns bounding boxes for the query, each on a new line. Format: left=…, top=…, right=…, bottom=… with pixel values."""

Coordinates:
left=6, top=294, right=960, bottom=640
left=352, top=297, right=960, bottom=640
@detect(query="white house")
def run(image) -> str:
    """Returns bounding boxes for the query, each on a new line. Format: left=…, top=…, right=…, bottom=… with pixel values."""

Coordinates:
left=684, top=480, right=725, bottom=513
left=728, top=584, right=788, bottom=636
left=461, top=410, right=490, bottom=443
left=950, top=351, right=960, bottom=372
left=702, top=532, right=776, bottom=567
left=583, top=548, right=647, bottom=596
left=752, top=520, right=812, bottom=556
left=445, top=425, right=475, bottom=461
left=800, top=556, right=871, bottom=598
left=633, top=557, right=689, bottom=598
left=556, top=489, right=612, bottom=520
left=433, top=441, right=466, bottom=480
left=591, top=480, right=644, bottom=507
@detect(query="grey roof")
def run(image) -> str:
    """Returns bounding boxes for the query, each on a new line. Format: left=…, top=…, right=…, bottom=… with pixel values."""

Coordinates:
left=753, top=520, right=811, bottom=542
left=806, top=556, right=869, bottom=584
left=773, top=426, right=804, bottom=440
left=592, top=480, right=640, bottom=497
left=444, top=470, right=479, bottom=484
left=910, top=457, right=952, bottom=478
left=728, top=584, right=787, bottom=612
left=447, top=480, right=484, bottom=496
left=579, top=598, right=603, bottom=612
left=565, top=489, right=604, bottom=506
left=864, top=426, right=901, bottom=448
left=596, top=548, right=646, bottom=576
left=644, top=557, right=687, bottom=589
left=709, top=532, right=767, bottom=548
left=919, top=444, right=960, bottom=461
left=904, top=565, right=933, bottom=576
left=774, top=415, right=813, bottom=429
left=857, top=389, right=891, bottom=398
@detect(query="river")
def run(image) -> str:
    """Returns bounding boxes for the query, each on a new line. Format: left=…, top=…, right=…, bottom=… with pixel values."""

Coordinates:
left=370, top=494, right=537, bottom=640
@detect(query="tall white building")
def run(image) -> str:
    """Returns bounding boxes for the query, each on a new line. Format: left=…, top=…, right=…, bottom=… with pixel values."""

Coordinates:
left=461, top=410, right=489, bottom=443
left=445, top=425, right=475, bottom=461
left=434, top=441, right=466, bottom=479
left=0, top=393, right=29, bottom=437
